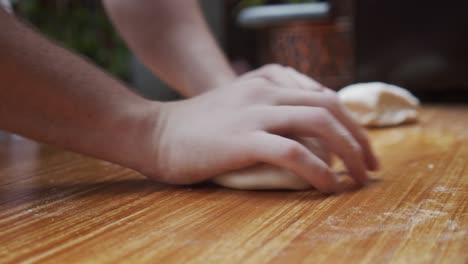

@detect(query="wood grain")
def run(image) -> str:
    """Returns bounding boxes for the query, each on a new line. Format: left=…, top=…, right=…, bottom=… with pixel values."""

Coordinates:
left=0, top=105, right=466, bottom=263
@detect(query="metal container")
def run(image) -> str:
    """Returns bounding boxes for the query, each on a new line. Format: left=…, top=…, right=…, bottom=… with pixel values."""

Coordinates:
left=238, top=2, right=354, bottom=90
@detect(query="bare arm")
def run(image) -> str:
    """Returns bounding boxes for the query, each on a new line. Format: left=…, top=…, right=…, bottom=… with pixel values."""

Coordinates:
left=102, top=0, right=378, bottom=189
left=0, top=9, right=158, bottom=171
left=103, top=0, right=236, bottom=97
left=0, top=8, right=377, bottom=192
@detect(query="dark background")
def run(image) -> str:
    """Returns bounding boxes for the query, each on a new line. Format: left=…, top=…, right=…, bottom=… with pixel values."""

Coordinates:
left=12, top=0, right=468, bottom=102
left=355, top=0, right=468, bottom=100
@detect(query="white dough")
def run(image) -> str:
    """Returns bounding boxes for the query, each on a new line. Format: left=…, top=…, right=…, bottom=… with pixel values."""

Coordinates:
left=212, top=138, right=330, bottom=190
left=212, top=164, right=311, bottom=190
left=338, top=82, right=420, bottom=127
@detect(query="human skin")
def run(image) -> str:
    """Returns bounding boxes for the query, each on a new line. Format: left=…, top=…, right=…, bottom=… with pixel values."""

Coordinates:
left=103, top=0, right=237, bottom=97
left=0, top=3, right=378, bottom=193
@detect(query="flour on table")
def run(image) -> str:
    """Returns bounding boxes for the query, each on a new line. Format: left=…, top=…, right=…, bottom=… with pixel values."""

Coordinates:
left=338, top=82, right=420, bottom=127
left=212, top=138, right=330, bottom=190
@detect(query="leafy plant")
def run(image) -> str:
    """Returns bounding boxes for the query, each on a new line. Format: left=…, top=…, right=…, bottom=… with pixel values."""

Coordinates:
left=13, top=1, right=130, bottom=81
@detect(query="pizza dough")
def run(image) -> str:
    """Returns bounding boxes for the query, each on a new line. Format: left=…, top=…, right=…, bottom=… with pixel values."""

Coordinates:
left=212, top=138, right=330, bottom=190
left=338, top=82, right=420, bottom=127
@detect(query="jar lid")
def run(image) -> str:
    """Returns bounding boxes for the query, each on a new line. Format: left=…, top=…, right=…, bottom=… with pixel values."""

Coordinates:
left=237, top=3, right=330, bottom=28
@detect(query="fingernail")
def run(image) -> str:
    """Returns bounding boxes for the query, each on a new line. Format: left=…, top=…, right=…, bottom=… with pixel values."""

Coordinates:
left=367, top=155, right=380, bottom=171
left=359, top=171, right=371, bottom=185
left=322, top=171, right=340, bottom=194
left=371, top=156, right=380, bottom=171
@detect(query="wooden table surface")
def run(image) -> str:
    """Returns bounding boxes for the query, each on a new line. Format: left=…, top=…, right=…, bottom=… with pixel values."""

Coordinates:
left=0, top=105, right=467, bottom=263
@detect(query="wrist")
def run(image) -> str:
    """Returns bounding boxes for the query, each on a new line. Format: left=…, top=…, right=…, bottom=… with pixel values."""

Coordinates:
left=182, top=68, right=237, bottom=97
left=110, top=100, right=163, bottom=175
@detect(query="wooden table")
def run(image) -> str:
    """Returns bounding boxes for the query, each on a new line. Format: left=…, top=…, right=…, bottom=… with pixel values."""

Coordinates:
left=0, top=106, right=466, bottom=263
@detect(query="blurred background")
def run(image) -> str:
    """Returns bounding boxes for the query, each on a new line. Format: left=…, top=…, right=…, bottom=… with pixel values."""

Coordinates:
left=10, top=0, right=468, bottom=102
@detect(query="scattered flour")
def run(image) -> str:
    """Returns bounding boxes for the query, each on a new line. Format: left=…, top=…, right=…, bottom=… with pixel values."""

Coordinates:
left=432, top=186, right=458, bottom=194
left=445, top=220, right=459, bottom=231
left=313, top=199, right=453, bottom=242
left=438, top=230, right=468, bottom=242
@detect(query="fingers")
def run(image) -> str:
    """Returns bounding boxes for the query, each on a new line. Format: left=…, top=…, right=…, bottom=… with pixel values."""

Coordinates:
left=259, top=106, right=370, bottom=184
left=240, top=64, right=379, bottom=171
left=268, top=88, right=379, bottom=171
left=248, top=131, right=337, bottom=193
left=322, top=90, right=380, bottom=170
left=272, top=66, right=379, bottom=170
left=241, top=64, right=302, bottom=91
left=284, top=66, right=325, bottom=91
left=242, top=64, right=324, bottom=91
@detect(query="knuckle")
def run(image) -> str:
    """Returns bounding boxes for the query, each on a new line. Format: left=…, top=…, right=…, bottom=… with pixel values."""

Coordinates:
left=243, top=78, right=268, bottom=94
left=319, top=93, right=341, bottom=112
left=314, top=163, right=331, bottom=178
left=285, top=65, right=297, bottom=72
left=312, top=108, right=333, bottom=125
left=334, top=125, right=363, bottom=157
left=324, top=92, right=340, bottom=106
left=261, top=64, right=285, bottom=77
left=348, top=142, right=364, bottom=157
left=249, top=77, right=269, bottom=88
left=263, top=63, right=284, bottom=72
left=280, top=142, right=306, bottom=161
left=245, top=76, right=281, bottom=100
left=250, top=81, right=272, bottom=96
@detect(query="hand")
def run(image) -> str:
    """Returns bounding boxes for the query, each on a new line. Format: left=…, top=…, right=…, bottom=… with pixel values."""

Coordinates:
left=141, top=65, right=379, bottom=193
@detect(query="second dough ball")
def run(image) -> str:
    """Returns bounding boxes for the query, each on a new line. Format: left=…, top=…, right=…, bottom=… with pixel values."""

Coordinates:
left=338, top=82, right=420, bottom=127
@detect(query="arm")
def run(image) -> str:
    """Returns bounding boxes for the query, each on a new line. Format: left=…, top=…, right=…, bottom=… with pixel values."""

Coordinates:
left=0, top=9, right=158, bottom=172
left=0, top=9, right=377, bottom=192
left=103, top=0, right=236, bottom=97
left=102, top=0, right=378, bottom=189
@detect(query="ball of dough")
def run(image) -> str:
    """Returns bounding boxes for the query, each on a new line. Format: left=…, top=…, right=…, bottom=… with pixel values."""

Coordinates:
left=212, top=138, right=330, bottom=190
left=338, top=82, right=420, bottom=127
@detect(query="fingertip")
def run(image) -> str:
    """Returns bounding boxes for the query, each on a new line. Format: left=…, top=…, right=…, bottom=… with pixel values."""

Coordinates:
left=295, top=158, right=337, bottom=194
left=357, top=134, right=379, bottom=171
left=315, top=168, right=339, bottom=194
left=373, top=151, right=381, bottom=168
left=346, top=162, right=370, bottom=186
left=367, top=152, right=380, bottom=171
left=357, top=171, right=371, bottom=185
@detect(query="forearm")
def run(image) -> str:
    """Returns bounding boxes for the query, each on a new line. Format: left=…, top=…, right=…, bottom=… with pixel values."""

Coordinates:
left=0, top=10, right=158, bottom=171
left=104, top=0, right=236, bottom=97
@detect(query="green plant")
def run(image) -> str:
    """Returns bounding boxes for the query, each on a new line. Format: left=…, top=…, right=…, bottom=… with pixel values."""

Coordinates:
left=14, top=1, right=130, bottom=81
